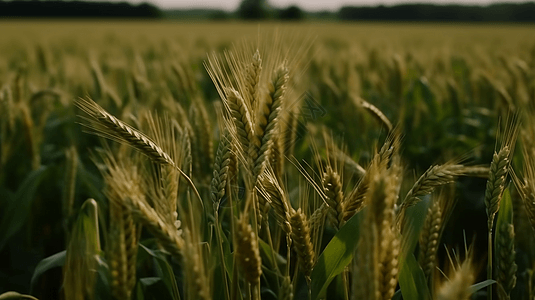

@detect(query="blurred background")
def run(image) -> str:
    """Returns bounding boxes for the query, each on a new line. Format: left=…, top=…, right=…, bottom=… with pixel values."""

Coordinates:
left=0, top=0, right=535, bottom=21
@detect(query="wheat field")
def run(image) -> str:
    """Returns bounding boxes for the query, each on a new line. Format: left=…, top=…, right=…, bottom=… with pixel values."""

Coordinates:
left=1, top=21, right=535, bottom=300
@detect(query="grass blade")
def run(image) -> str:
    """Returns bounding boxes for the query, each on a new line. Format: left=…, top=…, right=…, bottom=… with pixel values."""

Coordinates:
left=310, top=213, right=360, bottom=300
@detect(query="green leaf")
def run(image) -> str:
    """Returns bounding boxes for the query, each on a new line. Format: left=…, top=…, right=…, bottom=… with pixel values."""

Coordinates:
left=495, top=188, right=513, bottom=232
left=397, top=196, right=432, bottom=300
left=135, top=277, right=174, bottom=300
left=258, top=238, right=286, bottom=271
left=93, top=254, right=110, bottom=300
left=63, top=199, right=102, bottom=300
left=217, top=221, right=233, bottom=276
left=492, top=188, right=512, bottom=297
left=30, top=250, right=66, bottom=292
left=0, top=166, right=48, bottom=252
left=140, top=277, right=162, bottom=286
left=136, top=283, right=145, bottom=300
left=469, top=279, right=496, bottom=294
left=78, top=161, right=104, bottom=202
left=398, top=252, right=431, bottom=300
left=0, top=292, right=38, bottom=300
left=138, top=243, right=180, bottom=300
left=402, top=196, right=432, bottom=254
left=310, top=213, right=360, bottom=300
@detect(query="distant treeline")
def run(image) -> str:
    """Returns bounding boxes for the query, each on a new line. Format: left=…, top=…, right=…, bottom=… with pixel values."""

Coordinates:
left=166, top=2, right=535, bottom=22
left=0, top=0, right=161, bottom=18
left=339, top=3, right=535, bottom=22
left=2, top=0, right=535, bottom=21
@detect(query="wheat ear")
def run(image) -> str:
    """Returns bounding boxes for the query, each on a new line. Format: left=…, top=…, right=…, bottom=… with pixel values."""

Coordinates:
left=516, top=179, right=535, bottom=232
left=75, top=97, right=202, bottom=204
left=418, top=197, right=442, bottom=282
left=125, top=192, right=183, bottom=258
left=108, top=202, right=138, bottom=300
left=245, top=49, right=262, bottom=116
left=354, top=96, right=393, bottom=132
left=290, top=208, right=315, bottom=280
left=485, top=148, right=511, bottom=229
left=485, top=116, right=518, bottom=300
left=309, top=203, right=328, bottom=235
left=236, top=216, right=262, bottom=286
left=353, top=163, right=401, bottom=300
left=322, top=166, right=345, bottom=230
left=278, top=276, right=294, bottom=300
left=496, top=223, right=517, bottom=300
left=102, top=157, right=183, bottom=259
left=343, top=173, right=369, bottom=222
left=211, top=129, right=232, bottom=207
left=250, top=62, right=289, bottom=182
left=225, top=88, right=254, bottom=154
left=191, top=99, right=214, bottom=178
left=436, top=254, right=475, bottom=300
left=182, top=228, right=211, bottom=300
left=344, top=140, right=395, bottom=222
left=397, top=164, right=486, bottom=226
left=402, top=165, right=476, bottom=208
left=257, top=167, right=292, bottom=232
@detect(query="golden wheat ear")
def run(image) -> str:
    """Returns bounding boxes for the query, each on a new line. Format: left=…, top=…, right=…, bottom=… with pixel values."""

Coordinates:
left=290, top=208, right=315, bottom=281
left=435, top=244, right=476, bottom=300
left=257, top=166, right=292, bottom=234
left=485, top=115, right=519, bottom=230
left=101, top=150, right=184, bottom=259
left=353, top=96, right=393, bottom=133
left=75, top=97, right=202, bottom=203
left=418, top=189, right=458, bottom=292
left=353, top=161, right=401, bottom=300
left=75, top=97, right=174, bottom=165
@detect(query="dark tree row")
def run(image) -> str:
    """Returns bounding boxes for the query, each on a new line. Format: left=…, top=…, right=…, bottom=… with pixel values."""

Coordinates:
left=339, top=3, right=535, bottom=22
left=0, top=0, right=161, bottom=18
left=2, top=0, right=535, bottom=21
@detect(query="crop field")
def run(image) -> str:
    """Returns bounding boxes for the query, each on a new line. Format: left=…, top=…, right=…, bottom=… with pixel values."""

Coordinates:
left=1, top=21, right=535, bottom=300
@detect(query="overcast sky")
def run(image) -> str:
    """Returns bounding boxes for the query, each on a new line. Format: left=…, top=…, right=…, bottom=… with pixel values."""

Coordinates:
left=134, top=0, right=532, bottom=11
